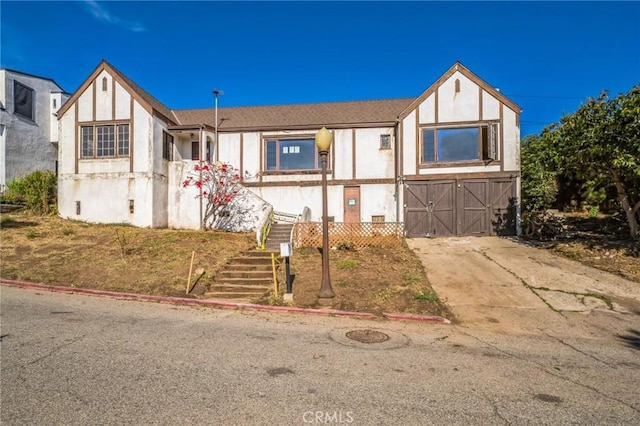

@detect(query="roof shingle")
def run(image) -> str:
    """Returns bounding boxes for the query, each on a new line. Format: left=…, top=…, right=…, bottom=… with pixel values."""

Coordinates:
left=173, top=98, right=414, bottom=131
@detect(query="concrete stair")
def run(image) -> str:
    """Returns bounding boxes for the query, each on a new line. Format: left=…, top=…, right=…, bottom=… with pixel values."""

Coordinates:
left=204, top=250, right=278, bottom=301
left=265, top=223, right=294, bottom=250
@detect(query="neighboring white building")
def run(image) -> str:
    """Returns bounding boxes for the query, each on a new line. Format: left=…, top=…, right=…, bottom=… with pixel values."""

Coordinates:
left=56, top=60, right=521, bottom=237
left=0, top=68, right=69, bottom=191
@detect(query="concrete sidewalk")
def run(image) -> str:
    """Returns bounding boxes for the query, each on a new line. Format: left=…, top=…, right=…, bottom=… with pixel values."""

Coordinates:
left=407, top=237, right=640, bottom=335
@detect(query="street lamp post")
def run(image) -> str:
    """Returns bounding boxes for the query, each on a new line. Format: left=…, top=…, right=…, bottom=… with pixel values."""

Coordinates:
left=213, top=89, right=223, bottom=162
left=315, top=127, right=335, bottom=303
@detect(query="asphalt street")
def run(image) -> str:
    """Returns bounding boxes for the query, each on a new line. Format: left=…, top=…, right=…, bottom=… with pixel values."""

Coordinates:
left=1, top=286, right=639, bottom=425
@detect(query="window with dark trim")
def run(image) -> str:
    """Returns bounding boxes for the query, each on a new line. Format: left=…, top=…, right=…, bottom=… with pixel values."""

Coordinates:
left=421, top=124, right=498, bottom=164
left=380, top=134, right=391, bottom=149
left=163, top=131, right=174, bottom=161
left=264, top=137, right=326, bottom=172
left=191, top=141, right=199, bottom=160
left=14, top=81, right=34, bottom=120
left=81, top=124, right=130, bottom=158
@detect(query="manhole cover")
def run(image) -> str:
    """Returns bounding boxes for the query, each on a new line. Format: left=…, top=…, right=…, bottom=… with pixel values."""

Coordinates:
left=346, top=329, right=390, bottom=344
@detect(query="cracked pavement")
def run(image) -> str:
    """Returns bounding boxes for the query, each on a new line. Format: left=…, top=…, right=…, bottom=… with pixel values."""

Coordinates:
left=406, top=237, right=640, bottom=337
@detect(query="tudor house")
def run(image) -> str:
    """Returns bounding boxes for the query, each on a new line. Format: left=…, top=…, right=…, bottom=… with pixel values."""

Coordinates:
left=0, top=68, right=69, bottom=191
left=56, top=60, right=521, bottom=237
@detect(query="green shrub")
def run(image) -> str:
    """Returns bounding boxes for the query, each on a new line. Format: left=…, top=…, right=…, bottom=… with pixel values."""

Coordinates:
left=5, top=171, right=57, bottom=214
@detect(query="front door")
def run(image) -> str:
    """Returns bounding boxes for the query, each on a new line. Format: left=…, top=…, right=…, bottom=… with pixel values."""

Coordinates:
left=343, top=186, right=360, bottom=223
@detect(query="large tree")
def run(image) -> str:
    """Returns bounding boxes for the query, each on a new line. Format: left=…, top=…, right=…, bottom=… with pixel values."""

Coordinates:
left=540, top=85, right=640, bottom=237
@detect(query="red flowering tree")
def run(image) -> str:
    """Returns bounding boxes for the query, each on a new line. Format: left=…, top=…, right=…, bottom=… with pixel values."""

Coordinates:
left=182, top=161, right=243, bottom=229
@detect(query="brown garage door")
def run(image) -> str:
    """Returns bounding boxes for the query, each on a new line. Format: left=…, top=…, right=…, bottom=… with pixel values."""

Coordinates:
left=404, top=178, right=516, bottom=237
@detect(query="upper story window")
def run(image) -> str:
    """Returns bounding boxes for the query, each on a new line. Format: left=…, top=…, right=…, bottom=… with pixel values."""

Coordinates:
left=163, top=131, right=174, bottom=161
left=81, top=123, right=130, bottom=158
left=421, top=123, right=498, bottom=164
left=265, top=137, right=327, bottom=172
left=14, top=81, right=34, bottom=121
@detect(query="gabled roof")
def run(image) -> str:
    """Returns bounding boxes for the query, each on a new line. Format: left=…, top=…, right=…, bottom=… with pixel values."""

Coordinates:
left=173, top=98, right=414, bottom=132
left=57, top=60, right=520, bottom=131
left=1, top=68, right=67, bottom=93
left=398, top=61, right=522, bottom=119
left=56, top=60, right=176, bottom=124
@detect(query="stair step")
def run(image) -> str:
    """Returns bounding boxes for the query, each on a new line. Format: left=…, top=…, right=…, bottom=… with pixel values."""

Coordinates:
left=208, top=284, right=272, bottom=293
left=203, top=290, right=270, bottom=300
left=216, top=270, right=273, bottom=279
left=226, top=264, right=272, bottom=272
left=229, top=257, right=275, bottom=265
left=241, top=250, right=279, bottom=258
left=213, top=277, right=273, bottom=285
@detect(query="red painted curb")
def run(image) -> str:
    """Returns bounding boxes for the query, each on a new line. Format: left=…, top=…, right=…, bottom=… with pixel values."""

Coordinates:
left=0, top=279, right=449, bottom=323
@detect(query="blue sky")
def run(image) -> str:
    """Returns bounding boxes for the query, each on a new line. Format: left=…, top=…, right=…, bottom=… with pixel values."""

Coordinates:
left=2, top=1, right=639, bottom=137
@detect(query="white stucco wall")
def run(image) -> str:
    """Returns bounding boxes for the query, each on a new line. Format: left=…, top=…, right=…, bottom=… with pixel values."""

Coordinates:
left=0, top=70, right=66, bottom=189
left=354, top=128, right=395, bottom=180
left=417, top=93, right=435, bottom=124
left=401, top=111, right=417, bottom=175
left=114, top=82, right=130, bottom=120
left=218, top=133, right=241, bottom=166
left=437, top=71, right=479, bottom=123
left=333, top=129, right=352, bottom=180
left=482, top=90, right=500, bottom=120
left=502, top=106, right=519, bottom=171
left=241, top=132, right=261, bottom=175
left=95, top=70, right=113, bottom=121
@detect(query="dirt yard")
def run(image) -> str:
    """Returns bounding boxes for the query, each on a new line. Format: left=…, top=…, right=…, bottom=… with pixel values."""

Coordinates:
left=0, top=213, right=449, bottom=317
left=1, top=212, right=636, bottom=318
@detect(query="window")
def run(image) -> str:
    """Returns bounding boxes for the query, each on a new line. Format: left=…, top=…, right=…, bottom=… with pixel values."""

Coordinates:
left=191, top=141, right=199, bottom=160
left=265, top=138, right=326, bottom=172
left=163, top=131, right=174, bottom=161
left=14, top=81, right=34, bottom=120
left=380, top=134, right=391, bottom=149
left=81, top=124, right=130, bottom=158
left=117, top=124, right=129, bottom=156
left=421, top=124, right=498, bottom=164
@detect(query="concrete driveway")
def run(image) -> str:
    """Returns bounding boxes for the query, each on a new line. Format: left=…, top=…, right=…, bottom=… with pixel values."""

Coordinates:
left=407, top=237, right=640, bottom=336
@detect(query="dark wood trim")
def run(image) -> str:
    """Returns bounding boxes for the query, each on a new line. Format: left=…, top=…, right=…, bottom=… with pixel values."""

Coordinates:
left=92, top=80, right=96, bottom=122
left=259, top=132, right=263, bottom=183
left=112, top=77, right=116, bottom=120
left=420, top=119, right=500, bottom=128
left=217, top=121, right=397, bottom=134
left=397, top=120, right=403, bottom=176
left=479, top=87, right=483, bottom=121
left=418, top=160, right=502, bottom=169
left=76, top=119, right=131, bottom=125
left=415, top=108, right=420, bottom=177
left=74, top=102, right=79, bottom=174
left=500, top=104, right=504, bottom=172
left=434, top=87, right=439, bottom=124
left=331, top=131, right=336, bottom=180
left=243, top=177, right=395, bottom=188
left=351, top=129, right=356, bottom=179
left=130, top=96, right=134, bottom=173
left=403, top=171, right=519, bottom=181
left=239, top=133, right=244, bottom=174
